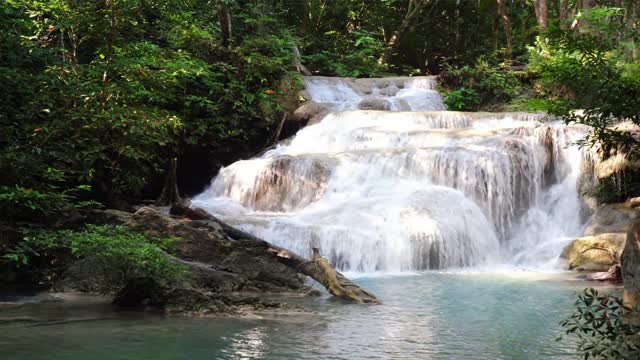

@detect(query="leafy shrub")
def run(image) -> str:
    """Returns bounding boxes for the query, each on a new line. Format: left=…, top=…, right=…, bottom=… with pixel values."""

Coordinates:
left=304, top=30, right=386, bottom=77
left=443, top=88, right=480, bottom=111
left=0, top=184, right=99, bottom=224
left=560, top=288, right=640, bottom=360
left=438, top=58, right=524, bottom=110
left=1, top=225, right=186, bottom=293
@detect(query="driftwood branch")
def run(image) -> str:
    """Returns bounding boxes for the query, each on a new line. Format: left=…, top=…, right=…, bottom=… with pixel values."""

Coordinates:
left=170, top=204, right=380, bottom=304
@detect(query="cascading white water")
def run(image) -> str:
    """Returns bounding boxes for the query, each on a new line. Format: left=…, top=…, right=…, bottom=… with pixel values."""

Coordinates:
left=194, top=76, right=589, bottom=272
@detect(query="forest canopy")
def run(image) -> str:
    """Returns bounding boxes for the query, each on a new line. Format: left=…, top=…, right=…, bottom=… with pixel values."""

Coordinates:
left=1, top=0, right=639, bottom=214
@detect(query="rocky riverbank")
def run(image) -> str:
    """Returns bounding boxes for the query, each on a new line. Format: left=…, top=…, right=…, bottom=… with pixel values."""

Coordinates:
left=3, top=203, right=379, bottom=317
left=560, top=200, right=640, bottom=282
left=63, top=206, right=321, bottom=316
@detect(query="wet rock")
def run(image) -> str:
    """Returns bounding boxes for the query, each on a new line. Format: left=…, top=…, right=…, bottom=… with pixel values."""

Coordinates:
left=291, top=101, right=330, bottom=126
left=561, top=233, right=626, bottom=271
left=393, top=99, right=411, bottom=111
left=163, top=288, right=304, bottom=316
left=583, top=204, right=640, bottom=236
left=112, top=282, right=305, bottom=316
left=60, top=256, right=116, bottom=293
left=378, top=86, right=400, bottom=97
left=126, top=207, right=307, bottom=292
left=245, top=156, right=332, bottom=212
left=357, top=99, right=391, bottom=111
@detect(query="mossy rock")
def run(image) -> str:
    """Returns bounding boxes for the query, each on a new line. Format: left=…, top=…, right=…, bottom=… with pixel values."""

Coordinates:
left=560, top=233, right=626, bottom=271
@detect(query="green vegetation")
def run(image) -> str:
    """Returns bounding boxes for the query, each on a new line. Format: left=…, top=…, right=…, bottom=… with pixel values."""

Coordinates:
left=560, top=288, right=640, bottom=360
left=2, top=5, right=640, bottom=357
left=3, top=0, right=638, bottom=210
left=1, top=225, right=185, bottom=292
left=439, top=58, right=525, bottom=111
left=528, top=5, right=640, bottom=203
left=0, top=0, right=304, bottom=209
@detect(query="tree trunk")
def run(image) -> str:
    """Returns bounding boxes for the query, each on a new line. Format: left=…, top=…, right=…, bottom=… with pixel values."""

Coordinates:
left=581, top=0, right=596, bottom=9
left=559, top=0, right=570, bottom=29
left=99, top=0, right=117, bottom=111
left=626, top=0, right=639, bottom=60
left=380, top=0, right=430, bottom=64
left=572, top=0, right=596, bottom=30
left=218, top=1, right=232, bottom=48
left=170, top=204, right=380, bottom=304
left=625, top=0, right=637, bottom=25
left=533, top=0, right=548, bottom=33
left=155, top=158, right=182, bottom=206
left=496, top=0, right=513, bottom=58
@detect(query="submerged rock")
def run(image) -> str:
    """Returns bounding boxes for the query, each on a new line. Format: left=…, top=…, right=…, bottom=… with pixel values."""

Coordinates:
left=111, top=280, right=306, bottom=316
left=357, top=99, right=392, bottom=111
left=163, top=288, right=305, bottom=317
left=561, top=233, right=626, bottom=271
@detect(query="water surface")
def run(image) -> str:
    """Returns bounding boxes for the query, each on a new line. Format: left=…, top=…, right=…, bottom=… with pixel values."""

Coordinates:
left=1, top=272, right=617, bottom=360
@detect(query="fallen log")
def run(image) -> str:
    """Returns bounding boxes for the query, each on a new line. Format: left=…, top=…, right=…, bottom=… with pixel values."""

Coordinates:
left=170, top=204, right=380, bottom=304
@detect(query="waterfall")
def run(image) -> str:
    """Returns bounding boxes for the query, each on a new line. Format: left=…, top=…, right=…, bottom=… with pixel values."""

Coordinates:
left=194, top=76, right=589, bottom=272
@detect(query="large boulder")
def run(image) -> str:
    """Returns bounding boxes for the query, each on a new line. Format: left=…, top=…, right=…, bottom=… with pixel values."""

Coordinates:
left=560, top=233, right=626, bottom=271
left=126, top=207, right=307, bottom=293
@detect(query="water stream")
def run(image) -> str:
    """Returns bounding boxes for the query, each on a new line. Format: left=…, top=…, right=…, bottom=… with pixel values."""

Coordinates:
left=194, top=76, right=590, bottom=272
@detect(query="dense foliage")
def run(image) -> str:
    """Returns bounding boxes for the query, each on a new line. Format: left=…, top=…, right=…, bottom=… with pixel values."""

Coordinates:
left=3, top=0, right=638, bottom=210
left=560, top=288, right=640, bottom=360
left=0, top=0, right=303, bottom=211
left=1, top=224, right=185, bottom=292
left=439, top=57, right=525, bottom=111
left=529, top=4, right=640, bottom=202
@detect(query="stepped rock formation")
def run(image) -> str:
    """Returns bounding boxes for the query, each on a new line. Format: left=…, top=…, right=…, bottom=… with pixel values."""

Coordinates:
left=195, top=76, right=592, bottom=272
